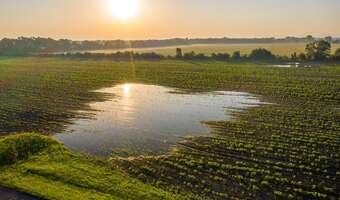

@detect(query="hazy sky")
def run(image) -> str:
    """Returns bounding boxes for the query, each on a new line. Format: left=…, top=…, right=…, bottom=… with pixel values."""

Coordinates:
left=1, top=0, right=339, bottom=40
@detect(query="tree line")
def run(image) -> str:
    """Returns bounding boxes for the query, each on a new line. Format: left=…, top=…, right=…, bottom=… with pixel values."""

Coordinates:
left=1, top=36, right=339, bottom=56
left=48, top=40, right=340, bottom=62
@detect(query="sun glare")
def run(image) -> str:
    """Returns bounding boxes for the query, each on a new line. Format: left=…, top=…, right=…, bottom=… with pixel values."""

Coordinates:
left=108, top=0, right=139, bottom=20
left=122, top=84, right=132, bottom=96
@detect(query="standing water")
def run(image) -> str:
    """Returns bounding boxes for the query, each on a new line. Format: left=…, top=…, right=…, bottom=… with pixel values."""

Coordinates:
left=0, top=188, right=38, bottom=200
left=55, top=84, right=262, bottom=156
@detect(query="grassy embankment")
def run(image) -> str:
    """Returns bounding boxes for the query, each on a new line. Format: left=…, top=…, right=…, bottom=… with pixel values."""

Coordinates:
left=0, top=133, right=192, bottom=199
left=0, top=57, right=339, bottom=199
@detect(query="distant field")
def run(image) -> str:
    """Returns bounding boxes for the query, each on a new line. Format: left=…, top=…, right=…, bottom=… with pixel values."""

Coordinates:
left=86, top=43, right=340, bottom=56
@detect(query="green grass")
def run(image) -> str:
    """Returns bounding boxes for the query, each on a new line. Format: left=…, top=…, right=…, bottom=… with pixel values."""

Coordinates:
left=0, top=133, right=193, bottom=200
left=87, top=43, right=340, bottom=56
left=0, top=57, right=339, bottom=199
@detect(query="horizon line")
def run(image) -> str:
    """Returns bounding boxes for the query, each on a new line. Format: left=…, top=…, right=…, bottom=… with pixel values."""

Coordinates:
left=1, top=35, right=340, bottom=41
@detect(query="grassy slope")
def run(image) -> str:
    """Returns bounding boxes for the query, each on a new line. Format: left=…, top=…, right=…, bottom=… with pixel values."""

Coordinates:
left=0, top=57, right=339, bottom=199
left=0, top=134, right=191, bottom=200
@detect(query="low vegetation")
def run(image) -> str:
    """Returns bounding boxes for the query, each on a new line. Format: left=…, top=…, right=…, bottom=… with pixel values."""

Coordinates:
left=0, top=133, right=194, bottom=199
left=0, top=56, right=339, bottom=199
left=2, top=36, right=339, bottom=55
left=45, top=40, right=340, bottom=63
left=118, top=103, right=339, bottom=199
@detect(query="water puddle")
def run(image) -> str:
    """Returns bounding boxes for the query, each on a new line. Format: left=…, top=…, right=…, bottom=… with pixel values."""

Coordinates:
left=0, top=188, right=38, bottom=200
left=272, top=62, right=313, bottom=68
left=55, top=84, right=263, bottom=156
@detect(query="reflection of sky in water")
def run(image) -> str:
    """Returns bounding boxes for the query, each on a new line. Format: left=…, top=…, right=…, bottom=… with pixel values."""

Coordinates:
left=55, top=84, right=262, bottom=156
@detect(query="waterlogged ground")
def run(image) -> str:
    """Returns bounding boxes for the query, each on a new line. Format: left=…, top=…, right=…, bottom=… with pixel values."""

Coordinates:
left=0, top=188, right=37, bottom=200
left=55, top=84, right=262, bottom=156
left=272, top=62, right=314, bottom=68
left=0, top=58, right=338, bottom=200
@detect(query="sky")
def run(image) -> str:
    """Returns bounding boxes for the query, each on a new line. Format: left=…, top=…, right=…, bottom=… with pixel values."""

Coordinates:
left=0, top=0, right=339, bottom=40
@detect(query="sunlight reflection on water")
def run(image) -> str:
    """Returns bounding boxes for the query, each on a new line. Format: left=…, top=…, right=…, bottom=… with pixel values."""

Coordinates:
left=55, top=84, right=263, bottom=157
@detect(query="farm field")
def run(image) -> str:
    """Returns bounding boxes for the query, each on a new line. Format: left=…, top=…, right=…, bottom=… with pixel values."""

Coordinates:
left=0, top=57, right=339, bottom=199
left=1, top=0, right=339, bottom=199
left=85, top=43, right=340, bottom=56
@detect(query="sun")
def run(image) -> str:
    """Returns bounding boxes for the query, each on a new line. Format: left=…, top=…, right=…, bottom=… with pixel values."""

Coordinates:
left=108, top=0, right=139, bottom=20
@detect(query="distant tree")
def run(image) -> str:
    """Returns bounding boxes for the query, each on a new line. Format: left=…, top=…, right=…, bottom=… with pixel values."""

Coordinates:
left=195, top=53, right=208, bottom=60
left=59, top=51, right=165, bottom=61
left=291, top=52, right=298, bottom=61
left=176, top=48, right=183, bottom=59
left=298, top=53, right=307, bottom=61
left=183, top=51, right=196, bottom=60
left=139, top=52, right=164, bottom=60
left=325, top=36, right=332, bottom=43
left=249, top=48, right=276, bottom=60
left=211, top=53, right=230, bottom=61
left=182, top=51, right=209, bottom=60
left=306, top=35, right=314, bottom=43
left=334, top=48, right=340, bottom=60
left=305, top=40, right=331, bottom=60
left=241, top=54, right=249, bottom=60
left=231, top=51, right=241, bottom=60
left=279, top=55, right=290, bottom=61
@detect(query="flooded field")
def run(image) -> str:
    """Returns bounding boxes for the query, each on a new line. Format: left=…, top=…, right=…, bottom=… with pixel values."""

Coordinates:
left=0, top=58, right=338, bottom=200
left=272, top=62, right=313, bottom=68
left=55, top=84, right=262, bottom=156
left=0, top=188, right=38, bottom=200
